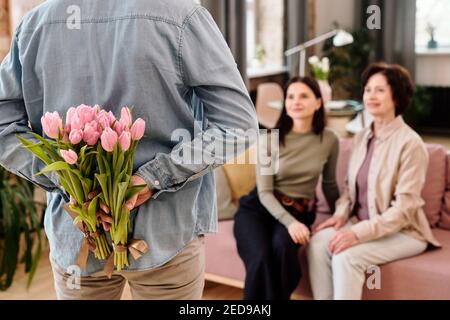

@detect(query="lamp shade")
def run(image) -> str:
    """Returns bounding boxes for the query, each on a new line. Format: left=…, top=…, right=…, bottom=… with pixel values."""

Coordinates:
left=333, top=30, right=354, bottom=47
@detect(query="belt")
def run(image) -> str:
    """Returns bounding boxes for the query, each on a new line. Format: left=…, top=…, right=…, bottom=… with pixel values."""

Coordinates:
left=274, top=191, right=308, bottom=214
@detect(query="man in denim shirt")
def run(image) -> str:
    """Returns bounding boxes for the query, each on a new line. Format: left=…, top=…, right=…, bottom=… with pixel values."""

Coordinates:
left=0, top=0, right=257, bottom=299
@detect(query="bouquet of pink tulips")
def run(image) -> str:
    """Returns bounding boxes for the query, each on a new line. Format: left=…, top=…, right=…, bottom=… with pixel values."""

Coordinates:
left=17, top=105, right=147, bottom=272
left=17, top=105, right=111, bottom=262
left=95, top=107, right=147, bottom=272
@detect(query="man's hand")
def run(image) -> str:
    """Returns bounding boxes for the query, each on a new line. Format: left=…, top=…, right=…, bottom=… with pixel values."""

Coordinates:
left=287, top=221, right=311, bottom=245
left=313, top=215, right=347, bottom=233
left=328, top=229, right=359, bottom=254
left=69, top=175, right=153, bottom=232
left=124, top=175, right=154, bottom=210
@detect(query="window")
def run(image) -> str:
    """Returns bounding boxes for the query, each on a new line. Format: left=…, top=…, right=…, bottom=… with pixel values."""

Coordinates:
left=416, top=0, right=450, bottom=50
left=246, top=0, right=285, bottom=70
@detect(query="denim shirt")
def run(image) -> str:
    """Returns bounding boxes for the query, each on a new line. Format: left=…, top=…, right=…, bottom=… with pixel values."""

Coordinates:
left=0, top=0, right=257, bottom=275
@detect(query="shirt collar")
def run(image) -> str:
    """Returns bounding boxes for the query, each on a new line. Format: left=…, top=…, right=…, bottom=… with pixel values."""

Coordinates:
left=363, top=116, right=405, bottom=142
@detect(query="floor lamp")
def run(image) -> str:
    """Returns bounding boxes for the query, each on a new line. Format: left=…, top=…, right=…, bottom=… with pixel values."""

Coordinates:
left=285, top=29, right=354, bottom=77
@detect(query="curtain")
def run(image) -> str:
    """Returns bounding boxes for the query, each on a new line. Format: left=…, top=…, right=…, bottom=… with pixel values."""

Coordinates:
left=202, top=0, right=247, bottom=85
left=284, top=0, right=309, bottom=77
left=355, top=0, right=416, bottom=78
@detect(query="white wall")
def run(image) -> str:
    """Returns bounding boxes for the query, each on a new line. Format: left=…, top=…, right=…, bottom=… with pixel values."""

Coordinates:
left=315, top=0, right=355, bottom=37
left=416, top=51, right=450, bottom=86
left=9, top=0, right=45, bottom=34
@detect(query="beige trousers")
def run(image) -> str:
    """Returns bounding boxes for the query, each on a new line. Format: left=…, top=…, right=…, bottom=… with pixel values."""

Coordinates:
left=306, top=223, right=428, bottom=300
left=50, top=236, right=205, bottom=300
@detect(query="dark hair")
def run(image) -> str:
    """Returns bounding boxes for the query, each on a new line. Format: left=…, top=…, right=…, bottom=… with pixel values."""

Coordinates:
left=275, top=76, right=326, bottom=146
left=361, top=62, right=414, bottom=116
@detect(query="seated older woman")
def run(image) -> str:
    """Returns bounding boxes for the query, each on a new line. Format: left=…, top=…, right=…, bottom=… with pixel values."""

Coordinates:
left=307, top=62, right=441, bottom=300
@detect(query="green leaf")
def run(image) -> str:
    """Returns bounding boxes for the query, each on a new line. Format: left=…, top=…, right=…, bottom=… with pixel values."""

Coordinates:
left=125, top=184, right=148, bottom=202
left=115, top=152, right=124, bottom=177
left=87, top=195, right=100, bottom=230
left=16, top=135, right=53, bottom=165
left=96, top=145, right=105, bottom=174
left=79, top=145, right=88, bottom=160
left=73, top=215, right=82, bottom=226
left=27, top=132, right=60, bottom=159
left=95, top=174, right=109, bottom=206
left=115, top=182, right=129, bottom=223
left=34, top=161, right=72, bottom=177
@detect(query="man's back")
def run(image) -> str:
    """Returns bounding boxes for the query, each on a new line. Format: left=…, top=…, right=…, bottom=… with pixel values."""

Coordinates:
left=0, top=0, right=257, bottom=276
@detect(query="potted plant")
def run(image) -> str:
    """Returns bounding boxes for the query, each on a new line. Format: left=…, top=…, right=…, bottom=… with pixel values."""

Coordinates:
left=0, top=166, right=43, bottom=290
left=426, top=22, right=438, bottom=49
left=322, top=27, right=375, bottom=100
left=308, top=55, right=332, bottom=106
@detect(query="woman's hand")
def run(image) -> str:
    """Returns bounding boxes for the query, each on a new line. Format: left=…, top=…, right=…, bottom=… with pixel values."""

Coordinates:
left=288, top=221, right=311, bottom=245
left=328, top=230, right=359, bottom=254
left=313, top=215, right=347, bottom=233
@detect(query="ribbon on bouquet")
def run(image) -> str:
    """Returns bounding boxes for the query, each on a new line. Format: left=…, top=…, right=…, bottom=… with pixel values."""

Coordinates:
left=63, top=203, right=102, bottom=268
left=103, top=240, right=149, bottom=278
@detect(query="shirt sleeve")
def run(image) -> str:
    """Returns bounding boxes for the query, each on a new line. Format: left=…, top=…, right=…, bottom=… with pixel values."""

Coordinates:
left=135, top=7, right=258, bottom=198
left=350, top=139, right=429, bottom=242
left=0, top=31, right=64, bottom=196
left=321, top=134, right=340, bottom=212
left=256, top=132, right=296, bottom=228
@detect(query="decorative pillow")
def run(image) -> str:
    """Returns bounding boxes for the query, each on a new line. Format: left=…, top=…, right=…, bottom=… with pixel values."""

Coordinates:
left=222, top=147, right=257, bottom=201
left=422, top=145, right=447, bottom=227
left=438, top=151, right=450, bottom=230
left=215, top=166, right=237, bottom=221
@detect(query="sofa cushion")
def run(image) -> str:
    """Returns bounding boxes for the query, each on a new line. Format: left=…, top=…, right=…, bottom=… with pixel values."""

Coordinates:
left=421, top=144, right=447, bottom=226
left=438, top=151, right=450, bottom=230
left=205, top=220, right=246, bottom=281
left=223, top=147, right=256, bottom=201
left=298, top=227, right=450, bottom=299
left=205, top=214, right=330, bottom=288
left=206, top=217, right=450, bottom=299
left=215, top=166, right=238, bottom=221
left=361, top=228, right=450, bottom=299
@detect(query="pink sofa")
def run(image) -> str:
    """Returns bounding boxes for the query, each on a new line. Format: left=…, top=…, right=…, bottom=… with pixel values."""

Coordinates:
left=205, top=140, right=450, bottom=299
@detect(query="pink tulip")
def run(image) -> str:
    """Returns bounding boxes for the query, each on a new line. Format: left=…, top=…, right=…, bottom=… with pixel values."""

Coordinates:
left=83, top=122, right=100, bottom=146
left=41, top=111, right=63, bottom=139
left=69, top=129, right=83, bottom=144
left=107, top=111, right=116, bottom=124
left=97, top=110, right=112, bottom=129
left=119, top=131, right=131, bottom=151
left=120, top=106, right=132, bottom=128
left=113, top=121, right=124, bottom=136
left=65, top=107, right=76, bottom=133
left=69, top=112, right=84, bottom=131
left=76, top=104, right=97, bottom=125
left=101, top=127, right=118, bottom=152
left=60, top=149, right=78, bottom=165
left=130, top=118, right=145, bottom=141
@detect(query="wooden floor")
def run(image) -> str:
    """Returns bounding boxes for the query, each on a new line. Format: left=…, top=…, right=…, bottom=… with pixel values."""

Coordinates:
left=0, top=252, right=243, bottom=300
